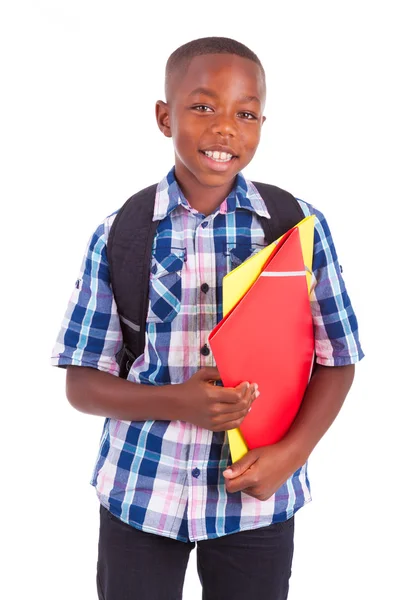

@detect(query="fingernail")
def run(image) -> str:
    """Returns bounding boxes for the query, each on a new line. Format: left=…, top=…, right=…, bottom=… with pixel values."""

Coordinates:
left=255, top=390, right=260, bottom=398
left=223, top=468, right=233, bottom=477
left=248, top=407, right=252, bottom=412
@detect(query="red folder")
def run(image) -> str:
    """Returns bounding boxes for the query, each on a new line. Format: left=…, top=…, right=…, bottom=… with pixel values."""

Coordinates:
left=208, top=227, right=314, bottom=449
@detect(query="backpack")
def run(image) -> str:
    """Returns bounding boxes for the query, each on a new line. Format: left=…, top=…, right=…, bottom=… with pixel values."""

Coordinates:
left=107, top=182, right=305, bottom=378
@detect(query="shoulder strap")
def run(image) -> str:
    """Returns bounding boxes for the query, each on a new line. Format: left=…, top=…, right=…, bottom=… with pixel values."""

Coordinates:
left=107, top=183, right=159, bottom=377
left=252, top=182, right=304, bottom=243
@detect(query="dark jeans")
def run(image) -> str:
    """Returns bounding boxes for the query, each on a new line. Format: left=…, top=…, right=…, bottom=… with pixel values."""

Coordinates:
left=97, top=504, right=294, bottom=600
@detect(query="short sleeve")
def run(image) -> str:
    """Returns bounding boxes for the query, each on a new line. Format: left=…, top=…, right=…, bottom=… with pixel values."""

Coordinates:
left=297, top=200, right=364, bottom=367
left=50, top=216, right=123, bottom=375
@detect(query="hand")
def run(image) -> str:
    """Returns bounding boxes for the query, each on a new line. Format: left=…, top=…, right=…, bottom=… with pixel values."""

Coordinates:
left=176, top=367, right=259, bottom=432
left=223, top=443, right=297, bottom=501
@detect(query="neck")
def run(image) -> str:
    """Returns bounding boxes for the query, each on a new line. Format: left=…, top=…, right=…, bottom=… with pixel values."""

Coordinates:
left=174, top=166, right=236, bottom=217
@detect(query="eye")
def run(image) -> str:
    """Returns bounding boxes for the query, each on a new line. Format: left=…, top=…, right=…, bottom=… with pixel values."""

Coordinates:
left=192, top=105, right=213, bottom=113
left=237, top=111, right=257, bottom=120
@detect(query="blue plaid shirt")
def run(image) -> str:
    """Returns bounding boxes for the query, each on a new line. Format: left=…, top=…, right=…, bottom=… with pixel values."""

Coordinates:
left=52, top=168, right=364, bottom=542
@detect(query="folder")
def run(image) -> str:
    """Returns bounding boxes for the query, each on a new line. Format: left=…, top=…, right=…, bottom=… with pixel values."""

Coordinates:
left=223, top=216, right=315, bottom=316
left=209, top=217, right=315, bottom=462
left=221, top=216, right=315, bottom=461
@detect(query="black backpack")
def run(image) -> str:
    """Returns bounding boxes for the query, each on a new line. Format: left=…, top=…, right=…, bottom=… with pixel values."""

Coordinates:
left=107, top=182, right=305, bottom=378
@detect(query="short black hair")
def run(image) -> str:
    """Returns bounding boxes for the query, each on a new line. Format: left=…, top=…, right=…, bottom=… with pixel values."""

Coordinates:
left=165, top=36, right=265, bottom=97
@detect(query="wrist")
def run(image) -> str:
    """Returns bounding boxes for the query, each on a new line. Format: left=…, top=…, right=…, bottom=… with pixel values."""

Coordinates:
left=147, top=381, right=186, bottom=422
left=167, top=381, right=188, bottom=421
left=141, top=384, right=180, bottom=421
left=277, top=436, right=310, bottom=474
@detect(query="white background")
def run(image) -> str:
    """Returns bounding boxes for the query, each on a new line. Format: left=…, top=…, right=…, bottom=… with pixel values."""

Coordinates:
left=1, top=1, right=399, bottom=598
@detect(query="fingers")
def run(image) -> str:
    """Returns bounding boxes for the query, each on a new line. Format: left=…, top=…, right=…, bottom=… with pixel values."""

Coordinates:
left=224, top=464, right=259, bottom=493
left=196, top=369, right=259, bottom=402
left=240, top=381, right=259, bottom=396
left=225, top=478, right=253, bottom=494
left=236, top=382, right=259, bottom=410
left=235, top=382, right=259, bottom=405
left=208, top=401, right=256, bottom=431
left=209, top=382, right=260, bottom=431
left=245, top=383, right=259, bottom=407
left=216, top=382, right=259, bottom=405
left=212, top=386, right=258, bottom=417
left=223, top=452, right=257, bottom=479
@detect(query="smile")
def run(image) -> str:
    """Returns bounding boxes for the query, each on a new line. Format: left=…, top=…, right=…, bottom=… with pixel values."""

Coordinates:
left=201, top=150, right=235, bottom=163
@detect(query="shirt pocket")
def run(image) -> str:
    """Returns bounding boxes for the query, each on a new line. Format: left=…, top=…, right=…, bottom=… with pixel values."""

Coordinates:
left=147, top=247, right=186, bottom=323
left=226, top=243, right=266, bottom=270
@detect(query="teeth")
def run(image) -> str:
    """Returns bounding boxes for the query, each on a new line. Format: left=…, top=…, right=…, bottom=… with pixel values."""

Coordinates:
left=204, top=150, right=233, bottom=162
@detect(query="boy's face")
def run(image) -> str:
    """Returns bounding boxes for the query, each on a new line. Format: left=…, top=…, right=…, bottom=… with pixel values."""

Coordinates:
left=156, top=54, right=266, bottom=192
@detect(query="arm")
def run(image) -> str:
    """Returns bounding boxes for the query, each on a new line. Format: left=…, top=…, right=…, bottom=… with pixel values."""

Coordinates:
left=66, top=365, right=258, bottom=431
left=282, top=363, right=354, bottom=464
left=54, top=218, right=257, bottom=431
left=224, top=204, right=363, bottom=498
left=66, top=365, right=181, bottom=421
left=223, top=364, right=354, bottom=499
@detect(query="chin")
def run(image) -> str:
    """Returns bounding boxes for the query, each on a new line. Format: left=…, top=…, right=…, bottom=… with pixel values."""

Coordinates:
left=203, top=174, right=238, bottom=188
left=195, top=166, right=242, bottom=187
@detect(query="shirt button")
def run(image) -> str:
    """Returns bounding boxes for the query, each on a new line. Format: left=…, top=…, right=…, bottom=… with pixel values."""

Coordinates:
left=200, top=344, right=210, bottom=356
left=201, top=221, right=209, bottom=228
left=192, top=468, right=200, bottom=478
left=201, top=283, right=209, bottom=293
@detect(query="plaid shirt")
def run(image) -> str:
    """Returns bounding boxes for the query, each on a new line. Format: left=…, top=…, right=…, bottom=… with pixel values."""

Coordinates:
left=52, top=168, right=364, bottom=542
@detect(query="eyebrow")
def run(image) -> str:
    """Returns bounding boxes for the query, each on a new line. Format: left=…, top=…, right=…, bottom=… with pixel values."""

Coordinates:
left=189, top=87, right=218, bottom=99
left=239, top=95, right=261, bottom=105
left=188, top=87, right=260, bottom=105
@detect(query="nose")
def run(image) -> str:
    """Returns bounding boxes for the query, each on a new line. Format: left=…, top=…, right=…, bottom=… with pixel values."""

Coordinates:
left=210, top=113, right=237, bottom=138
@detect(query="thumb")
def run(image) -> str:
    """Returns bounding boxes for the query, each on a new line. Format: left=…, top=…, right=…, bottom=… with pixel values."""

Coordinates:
left=196, top=366, right=220, bottom=382
left=235, top=381, right=250, bottom=397
left=223, top=452, right=257, bottom=480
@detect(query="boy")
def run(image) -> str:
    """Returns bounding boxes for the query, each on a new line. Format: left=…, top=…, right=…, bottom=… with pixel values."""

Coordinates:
left=52, top=37, right=363, bottom=599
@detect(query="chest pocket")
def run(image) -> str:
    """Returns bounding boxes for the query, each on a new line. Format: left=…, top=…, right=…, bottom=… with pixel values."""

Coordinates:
left=147, top=247, right=186, bottom=323
left=227, top=244, right=266, bottom=270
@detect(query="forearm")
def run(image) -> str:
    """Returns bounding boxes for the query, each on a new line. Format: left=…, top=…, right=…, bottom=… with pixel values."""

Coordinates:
left=281, top=363, right=355, bottom=470
left=66, top=365, right=181, bottom=421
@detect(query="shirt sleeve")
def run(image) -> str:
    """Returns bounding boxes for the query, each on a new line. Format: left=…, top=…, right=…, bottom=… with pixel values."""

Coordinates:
left=50, top=216, right=123, bottom=375
left=297, top=199, right=364, bottom=367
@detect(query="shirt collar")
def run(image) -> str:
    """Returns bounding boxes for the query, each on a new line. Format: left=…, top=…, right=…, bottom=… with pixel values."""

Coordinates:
left=153, top=167, right=271, bottom=221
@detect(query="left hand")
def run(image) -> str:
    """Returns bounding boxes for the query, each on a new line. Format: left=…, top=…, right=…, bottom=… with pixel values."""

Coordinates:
left=223, top=443, right=299, bottom=501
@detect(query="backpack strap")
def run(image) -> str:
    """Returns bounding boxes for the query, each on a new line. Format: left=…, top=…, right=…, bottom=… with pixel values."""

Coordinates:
left=107, top=183, right=158, bottom=378
left=108, top=181, right=305, bottom=378
left=252, top=182, right=305, bottom=242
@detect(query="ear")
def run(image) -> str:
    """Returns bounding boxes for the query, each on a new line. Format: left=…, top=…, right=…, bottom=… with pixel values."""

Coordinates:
left=155, top=100, right=172, bottom=138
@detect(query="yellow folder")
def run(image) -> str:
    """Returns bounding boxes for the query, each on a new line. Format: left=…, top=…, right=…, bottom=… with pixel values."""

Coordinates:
left=224, top=215, right=315, bottom=462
